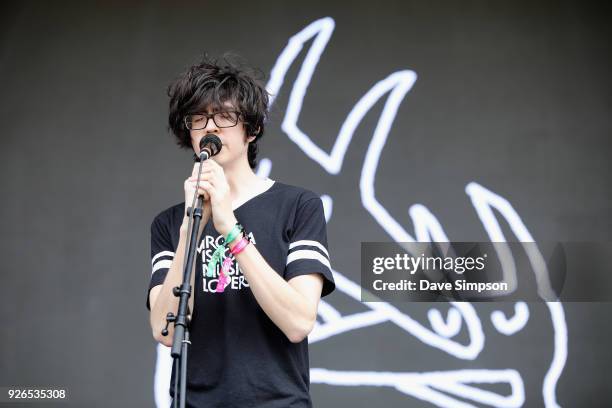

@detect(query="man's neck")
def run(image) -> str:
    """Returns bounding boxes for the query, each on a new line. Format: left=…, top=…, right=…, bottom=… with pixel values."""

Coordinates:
left=222, top=158, right=264, bottom=203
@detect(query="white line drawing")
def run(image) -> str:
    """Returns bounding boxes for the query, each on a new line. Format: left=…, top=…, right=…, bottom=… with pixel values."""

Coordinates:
left=154, top=343, right=172, bottom=408
left=320, top=194, right=333, bottom=223
left=268, top=16, right=364, bottom=175
left=153, top=16, right=568, bottom=408
left=465, top=183, right=567, bottom=408
left=267, top=16, right=567, bottom=408
left=311, top=270, right=485, bottom=360
left=428, top=307, right=463, bottom=339
left=255, top=157, right=272, bottom=178
left=311, top=368, right=525, bottom=408
left=491, top=302, right=529, bottom=336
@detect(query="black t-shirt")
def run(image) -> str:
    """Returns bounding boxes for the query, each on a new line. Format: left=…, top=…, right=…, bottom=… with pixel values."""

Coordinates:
left=147, top=180, right=335, bottom=408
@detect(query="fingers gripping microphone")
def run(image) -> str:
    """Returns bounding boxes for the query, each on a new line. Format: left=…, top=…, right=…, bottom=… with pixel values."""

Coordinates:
left=189, top=134, right=221, bottom=212
left=199, top=134, right=222, bottom=161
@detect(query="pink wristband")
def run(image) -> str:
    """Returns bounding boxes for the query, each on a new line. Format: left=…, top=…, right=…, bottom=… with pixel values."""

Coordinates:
left=230, top=237, right=249, bottom=255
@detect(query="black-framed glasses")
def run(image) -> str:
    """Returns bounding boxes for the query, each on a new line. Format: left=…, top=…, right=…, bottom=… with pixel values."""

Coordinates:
left=184, top=111, right=241, bottom=130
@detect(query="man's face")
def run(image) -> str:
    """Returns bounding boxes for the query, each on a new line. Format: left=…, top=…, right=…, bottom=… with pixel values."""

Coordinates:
left=188, top=102, right=255, bottom=167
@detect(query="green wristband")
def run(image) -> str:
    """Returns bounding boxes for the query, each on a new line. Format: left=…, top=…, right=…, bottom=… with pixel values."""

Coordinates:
left=225, top=223, right=243, bottom=244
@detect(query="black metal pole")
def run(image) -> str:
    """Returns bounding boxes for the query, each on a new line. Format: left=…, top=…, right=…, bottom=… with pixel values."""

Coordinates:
left=163, top=137, right=218, bottom=408
left=166, top=194, right=204, bottom=408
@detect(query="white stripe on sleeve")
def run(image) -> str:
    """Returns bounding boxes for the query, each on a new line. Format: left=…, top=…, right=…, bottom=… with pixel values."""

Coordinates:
left=152, top=259, right=173, bottom=274
left=151, top=251, right=175, bottom=265
left=288, top=240, right=329, bottom=258
left=286, top=249, right=331, bottom=270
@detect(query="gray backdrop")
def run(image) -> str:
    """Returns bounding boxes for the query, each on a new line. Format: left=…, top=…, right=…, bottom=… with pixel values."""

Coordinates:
left=1, top=1, right=610, bottom=407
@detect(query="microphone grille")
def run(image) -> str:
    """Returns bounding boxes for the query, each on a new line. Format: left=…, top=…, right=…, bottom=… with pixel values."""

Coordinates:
left=199, top=134, right=222, bottom=156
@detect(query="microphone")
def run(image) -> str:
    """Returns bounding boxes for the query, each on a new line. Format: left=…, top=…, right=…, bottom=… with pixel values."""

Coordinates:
left=198, top=134, right=222, bottom=161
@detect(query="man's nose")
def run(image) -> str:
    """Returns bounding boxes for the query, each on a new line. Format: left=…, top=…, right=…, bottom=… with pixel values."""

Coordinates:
left=203, top=116, right=220, bottom=133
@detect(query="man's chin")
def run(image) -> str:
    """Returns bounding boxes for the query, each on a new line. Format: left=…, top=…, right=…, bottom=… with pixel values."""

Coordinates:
left=211, top=155, right=226, bottom=167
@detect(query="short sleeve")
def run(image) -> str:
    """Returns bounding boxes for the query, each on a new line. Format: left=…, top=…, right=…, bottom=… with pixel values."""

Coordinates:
left=147, top=214, right=176, bottom=310
left=284, top=196, right=335, bottom=297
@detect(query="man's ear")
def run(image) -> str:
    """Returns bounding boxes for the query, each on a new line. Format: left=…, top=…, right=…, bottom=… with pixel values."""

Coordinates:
left=247, top=126, right=261, bottom=143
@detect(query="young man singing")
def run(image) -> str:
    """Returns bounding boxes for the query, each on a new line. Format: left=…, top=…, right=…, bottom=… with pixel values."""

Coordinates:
left=146, top=55, right=335, bottom=407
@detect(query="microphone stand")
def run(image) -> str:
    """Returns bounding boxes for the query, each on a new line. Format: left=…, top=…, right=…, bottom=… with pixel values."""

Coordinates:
left=162, top=154, right=208, bottom=408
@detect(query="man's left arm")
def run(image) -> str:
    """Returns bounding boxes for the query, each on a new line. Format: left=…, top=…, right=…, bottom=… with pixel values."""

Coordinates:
left=230, top=239, right=324, bottom=343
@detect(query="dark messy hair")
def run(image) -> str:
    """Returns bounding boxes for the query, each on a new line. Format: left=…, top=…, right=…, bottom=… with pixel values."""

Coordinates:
left=167, top=54, right=269, bottom=169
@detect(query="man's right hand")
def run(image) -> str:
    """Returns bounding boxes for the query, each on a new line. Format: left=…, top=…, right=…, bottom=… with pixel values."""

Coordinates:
left=182, top=162, right=212, bottom=230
